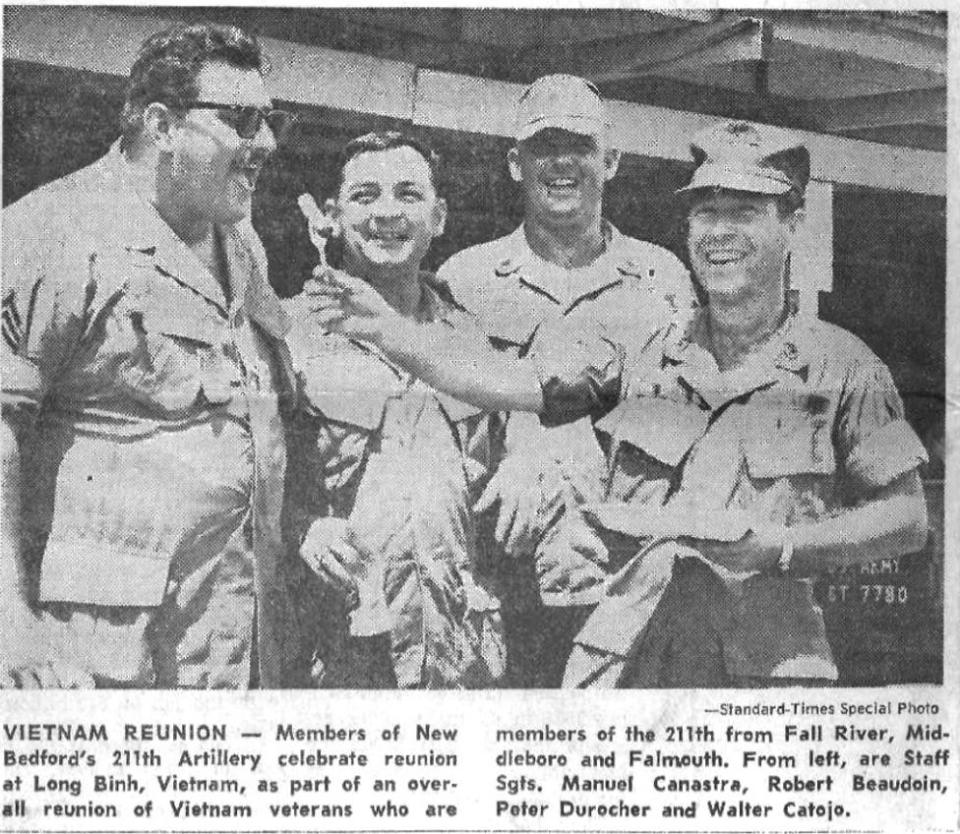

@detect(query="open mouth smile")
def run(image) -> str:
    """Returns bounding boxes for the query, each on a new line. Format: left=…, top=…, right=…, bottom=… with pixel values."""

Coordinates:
left=233, top=150, right=271, bottom=191
left=702, top=248, right=749, bottom=265
left=233, top=160, right=265, bottom=191
left=366, top=230, right=411, bottom=244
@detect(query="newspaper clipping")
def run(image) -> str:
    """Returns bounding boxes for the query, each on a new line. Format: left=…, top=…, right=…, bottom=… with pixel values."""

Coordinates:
left=1, top=4, right=955, bottom=833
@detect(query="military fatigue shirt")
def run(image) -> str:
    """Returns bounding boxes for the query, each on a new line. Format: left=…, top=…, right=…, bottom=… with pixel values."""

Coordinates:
left=284, top=275, right=504, bottom=688
left=540, top=308, right=928, bottom=678
left=1, top=147, right=299, bottom=687
left=436, top=222, right=695, bottom=606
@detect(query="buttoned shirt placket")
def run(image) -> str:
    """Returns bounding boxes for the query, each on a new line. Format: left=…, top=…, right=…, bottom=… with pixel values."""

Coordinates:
left=494, top=228, right=638, bottom=349
left=616, top=314, right=813, bottom=507
left=139, top=212, right=292, bottom=683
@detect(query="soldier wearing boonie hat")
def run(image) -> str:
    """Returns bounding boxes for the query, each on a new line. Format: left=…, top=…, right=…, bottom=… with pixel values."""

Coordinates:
left=305, top=111, right=929, bottom=688
left=435, top=74, right=696, bottom=687
left=677, top=119, right=810, bottom=198
left=560, top=119, right=928, bottom=688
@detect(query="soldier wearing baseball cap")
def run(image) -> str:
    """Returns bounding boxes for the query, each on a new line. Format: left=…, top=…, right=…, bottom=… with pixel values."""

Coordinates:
left=514, top=74, right=609, bottom=141
left=435, top=75, right=695, bottom=687
left=302, top=105, right=929, bottom=689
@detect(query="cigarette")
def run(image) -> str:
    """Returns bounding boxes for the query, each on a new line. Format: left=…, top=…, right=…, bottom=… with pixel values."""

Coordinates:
left=297, top=193, right=331, bottom=268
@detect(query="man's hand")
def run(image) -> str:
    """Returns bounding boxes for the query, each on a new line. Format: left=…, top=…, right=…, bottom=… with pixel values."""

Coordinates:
left=2, top=659, right=94, bottom=689
left=300, top=517, right=361, bottom=609
left=680, top=527, right=780, bottom=575
left=584, top=501, right=751, bottom=542
left=536, top=516, right=609, bottom=596
left=301, top=269, right=401, bottom=343
left=297, top=194, right=336, bottom=262
left=1, top=617, right=94, bottom=689
left=479, top=415, right=604, bottom=558
left=475, top=452, right=564, bottom=558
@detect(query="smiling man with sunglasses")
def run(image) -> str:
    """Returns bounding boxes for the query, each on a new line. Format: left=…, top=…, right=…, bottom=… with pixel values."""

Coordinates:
left=1, top=23, right=302, bottom=689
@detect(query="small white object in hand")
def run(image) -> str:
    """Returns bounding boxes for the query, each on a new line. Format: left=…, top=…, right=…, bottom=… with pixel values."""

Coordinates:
left=297, top=193, right=334, bottom=266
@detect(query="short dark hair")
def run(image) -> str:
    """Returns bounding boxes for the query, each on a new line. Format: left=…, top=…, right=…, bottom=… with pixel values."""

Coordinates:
left=120, top=23, right=266, bottom=151
left=335, top=131, right=442, bottom=194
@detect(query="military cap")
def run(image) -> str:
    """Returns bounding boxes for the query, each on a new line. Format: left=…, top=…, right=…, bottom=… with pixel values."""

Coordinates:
left=514, top=74, right=608, bottom=141
left=677, top=120, right=810, bottom=198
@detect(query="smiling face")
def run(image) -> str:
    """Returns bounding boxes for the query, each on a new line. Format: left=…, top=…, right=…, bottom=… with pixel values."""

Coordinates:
left=508, top=128, right=619, bottom=229
left=334, top=145, right=446, bottom=277
left=686, top=190, right=799, bottom=300
left=167, top=61, right=276, bottom=228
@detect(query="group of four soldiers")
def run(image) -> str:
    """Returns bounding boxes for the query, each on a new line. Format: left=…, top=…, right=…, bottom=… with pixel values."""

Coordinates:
left=1, top=22, right=927, bottom=689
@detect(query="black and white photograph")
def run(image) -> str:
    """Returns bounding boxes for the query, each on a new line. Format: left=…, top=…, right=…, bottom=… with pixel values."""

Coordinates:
left=0, top=4, right=953, bottom=832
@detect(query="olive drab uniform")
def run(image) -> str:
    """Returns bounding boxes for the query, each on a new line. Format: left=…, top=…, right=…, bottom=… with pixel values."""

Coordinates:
left=284, top=274, right=505, bottom=688
left=1, top=146, right=301, bottom=688
left=531, top=308, right=929, bottom=686
left=437, top=221, right=694, bottom=685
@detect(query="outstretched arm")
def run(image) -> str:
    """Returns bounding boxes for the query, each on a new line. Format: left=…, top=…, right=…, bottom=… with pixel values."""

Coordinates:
left=301, top=271, right=544, bottom=413
left=688, top=471, right=928, bottom=575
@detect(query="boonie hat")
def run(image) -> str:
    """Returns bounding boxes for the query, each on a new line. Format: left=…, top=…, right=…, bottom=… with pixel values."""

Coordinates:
left=677, top=120, right=810, bottom=198
left=515, top=74, right=608, bottom=142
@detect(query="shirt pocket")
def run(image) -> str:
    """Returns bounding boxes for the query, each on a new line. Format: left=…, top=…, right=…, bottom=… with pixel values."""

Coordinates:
left=122, top=305, right=235, bottom=412
left=597, top=394, right=709, bottom=467
left=743, top=403, right=836, bottom=479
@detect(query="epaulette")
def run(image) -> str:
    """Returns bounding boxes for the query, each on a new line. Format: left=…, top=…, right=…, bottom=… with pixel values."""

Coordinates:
left=419, top=271, right=469, bottom=315
left=494, top=257, right=522, bottom=277
left=616, top=258, right=658, bottom=281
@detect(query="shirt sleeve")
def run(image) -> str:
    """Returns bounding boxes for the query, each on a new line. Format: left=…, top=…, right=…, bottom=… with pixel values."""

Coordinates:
left=835, top=353, right=928, bottom=491
left=531, top=315, right=625, bottom=427
left=1, top=211, right=102, bottom=422
left=434, top=250, right=476, bottom=312
left=435, top=302, right=488, bottom=340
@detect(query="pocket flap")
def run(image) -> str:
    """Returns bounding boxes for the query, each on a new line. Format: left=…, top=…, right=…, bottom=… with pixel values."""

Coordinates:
left=141, top=306, right=218, bottom=345
left=299, top=352, right=399, bottom=430
left=596, top=396, right=708, bottom=466
left=744, top=408, right=836, bottom=478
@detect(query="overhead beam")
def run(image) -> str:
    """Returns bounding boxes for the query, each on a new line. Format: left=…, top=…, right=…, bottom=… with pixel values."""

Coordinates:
left=3, top=6, right=946, bottom=197
left=313, top=11, right=506, bottom=77
left=3, top=6, right=417, bottom=119
left=414, top=69, right=944, bottom=197
left=519, top=16, right=768, bottom=84
left=461, top=8, right=673, bottom=50
left=651, top=10, right=725, bottom=25
left=872, top=12, right=947, bottom=39
left=772, top=13, right=945, bottom=76
left=658, top=18, right=771, bottom=80
left=804, top=87, right=946, bottom=132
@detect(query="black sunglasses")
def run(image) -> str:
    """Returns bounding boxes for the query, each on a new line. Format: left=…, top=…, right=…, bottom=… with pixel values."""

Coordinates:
left=186, top=102, right=296, bottom=141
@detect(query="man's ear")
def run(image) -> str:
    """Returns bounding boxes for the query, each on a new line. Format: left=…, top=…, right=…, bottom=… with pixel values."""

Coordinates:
left=603, top=148, right=621, bottom=182
left=785, top=205, right=805, bottom=238
left=142, top=102, right=179, bottom=152
left=432, top=197, right=448, bottom=238
left=507, top=146, right=523, bottom=183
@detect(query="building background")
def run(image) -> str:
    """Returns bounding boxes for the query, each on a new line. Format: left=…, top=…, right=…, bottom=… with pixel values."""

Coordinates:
left=3, top=6, right=947, bottom=684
